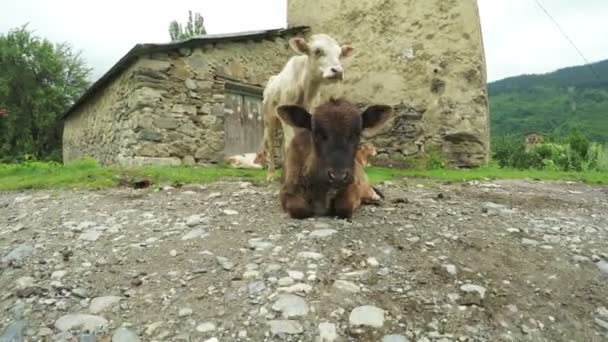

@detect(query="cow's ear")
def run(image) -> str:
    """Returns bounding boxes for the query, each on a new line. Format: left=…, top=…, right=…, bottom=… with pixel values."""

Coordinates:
left=361, top=105, right=394, bottom=137
left=341, top=45, right=354, bottom=58
left=289, top=37, right=310, bottom=55
left=277, top=105, right=312, bottom=130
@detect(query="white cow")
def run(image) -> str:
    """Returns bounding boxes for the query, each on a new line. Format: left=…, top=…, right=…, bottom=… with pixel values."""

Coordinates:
left=259, top=33, right=354, bottom=180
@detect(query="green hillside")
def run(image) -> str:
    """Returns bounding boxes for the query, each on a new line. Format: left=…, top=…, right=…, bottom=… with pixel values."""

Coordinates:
left=488, top=59, right=608, bottom=142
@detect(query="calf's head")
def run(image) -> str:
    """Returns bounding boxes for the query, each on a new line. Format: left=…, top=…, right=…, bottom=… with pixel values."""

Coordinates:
left=278, top=98, right=393, bottom=188
left=289, top=34, right=354, bottom=81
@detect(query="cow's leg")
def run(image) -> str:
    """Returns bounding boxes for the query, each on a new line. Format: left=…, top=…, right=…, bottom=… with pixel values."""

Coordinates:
left=261, top=111, right=279, bottom=182
left=331, top=184, right=361, bottom=220
left=281, top=191, right=313, bottom=219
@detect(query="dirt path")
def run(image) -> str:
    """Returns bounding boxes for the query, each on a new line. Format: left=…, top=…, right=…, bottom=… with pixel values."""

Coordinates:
left=1, top=178, right=608, bottom=342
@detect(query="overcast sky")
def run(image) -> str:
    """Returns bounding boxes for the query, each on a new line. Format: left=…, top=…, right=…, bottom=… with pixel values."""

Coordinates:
left=1, top=0, right=607, bottom=83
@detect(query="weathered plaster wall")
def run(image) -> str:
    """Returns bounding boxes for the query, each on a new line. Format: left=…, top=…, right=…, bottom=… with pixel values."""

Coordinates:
left=288, top=0, right=490, bottom=167
left=63, top=33, right=303, bottom=166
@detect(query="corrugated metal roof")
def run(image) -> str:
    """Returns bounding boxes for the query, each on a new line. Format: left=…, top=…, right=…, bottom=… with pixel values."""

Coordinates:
left=62, top=26, right=309, bottom=119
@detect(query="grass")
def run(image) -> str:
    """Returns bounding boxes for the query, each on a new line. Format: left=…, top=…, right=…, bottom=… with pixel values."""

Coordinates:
left=0, top=159, right=606, bottom=191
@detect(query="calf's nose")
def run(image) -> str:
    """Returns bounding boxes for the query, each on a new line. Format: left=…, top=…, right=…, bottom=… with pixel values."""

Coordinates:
left=328, top=170, right=350, bottom=183
left=330, top=67, right=343, bottom=78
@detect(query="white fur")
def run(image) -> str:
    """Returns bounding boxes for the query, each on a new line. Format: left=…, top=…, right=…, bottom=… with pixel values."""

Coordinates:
left=226, top=153, right=263, bottom=169
left=259, top=33, right=353, bottom=180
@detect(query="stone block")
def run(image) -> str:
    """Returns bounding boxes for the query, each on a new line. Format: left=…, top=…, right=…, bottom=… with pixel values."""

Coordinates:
left=136, top=59, right=171, bottom=73
left=172, top=104, right=197, bottom=116
left=154, top=117, right=180, bottom=130
left=140, top=129, right=163, bottom=142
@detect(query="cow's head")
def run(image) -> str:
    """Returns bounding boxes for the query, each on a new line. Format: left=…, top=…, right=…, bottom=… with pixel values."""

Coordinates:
left=289, top=34, right=354, bottom=82
left=278, top=98, right=393, bottom=188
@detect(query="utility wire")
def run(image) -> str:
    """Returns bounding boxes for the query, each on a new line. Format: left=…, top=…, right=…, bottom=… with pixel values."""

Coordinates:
left=532, top=0, right=601, bottom=79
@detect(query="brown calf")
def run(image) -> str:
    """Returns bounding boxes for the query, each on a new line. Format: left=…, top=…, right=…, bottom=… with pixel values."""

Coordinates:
left=277, top=97, right=394, bottom=219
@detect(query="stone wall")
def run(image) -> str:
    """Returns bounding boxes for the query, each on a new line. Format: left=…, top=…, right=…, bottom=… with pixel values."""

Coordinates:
left=63, top=33, right=304, bottom=166
left=288, top=0, right=490, bottom=167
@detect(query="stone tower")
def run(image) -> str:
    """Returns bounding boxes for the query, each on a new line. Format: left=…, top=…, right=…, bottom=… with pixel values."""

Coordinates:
left=287, top=0, right=490, bottom=167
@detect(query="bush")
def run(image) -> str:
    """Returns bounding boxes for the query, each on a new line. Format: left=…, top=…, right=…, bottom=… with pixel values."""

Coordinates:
left=491, top=130, right=606, bottom=172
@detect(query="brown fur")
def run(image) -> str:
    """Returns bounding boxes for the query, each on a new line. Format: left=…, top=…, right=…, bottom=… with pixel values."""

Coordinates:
left=277, top=98, right=394, bottom=219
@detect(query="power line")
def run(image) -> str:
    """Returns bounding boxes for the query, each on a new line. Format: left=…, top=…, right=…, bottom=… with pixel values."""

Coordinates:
left=532, top=0, right=601, bottom=79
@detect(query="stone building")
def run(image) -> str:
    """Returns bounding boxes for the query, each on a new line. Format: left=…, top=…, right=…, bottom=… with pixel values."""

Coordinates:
left=63, top=0, right=490, bottom=168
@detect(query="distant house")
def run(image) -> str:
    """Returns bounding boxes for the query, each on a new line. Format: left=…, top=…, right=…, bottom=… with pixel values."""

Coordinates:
left=0, top=108, right=7, bottom=117
left=62, top=0, right=490, bottom=168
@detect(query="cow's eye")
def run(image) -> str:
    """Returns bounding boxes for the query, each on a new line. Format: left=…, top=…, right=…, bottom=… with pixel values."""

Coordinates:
left=314, top=48, right=323, bottom=57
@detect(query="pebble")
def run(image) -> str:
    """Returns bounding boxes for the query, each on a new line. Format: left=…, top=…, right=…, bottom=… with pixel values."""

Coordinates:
left=216, top=256, right=235, bottom=270
left=333, top=280, right=361, bottom=293
left=15, top=276, right=35, bottom=290
left=54, top=314, right=108, bottom=332
left=178, top=308, right=193, bottom=317
left=267, top=320, right=304, bottom=335
left=521, top=238, right=539, bottom=246
left=278, top=277, right=294, bottom=286
left=90, top=296, right=121, bottom=314
left=248, top=281, right=266, bottom=295
left=272, top=294, right=309, bottom=318
left=248, top=238, right=274, bottom=251
left=72, top=288, right=89, bottom=299
left=196, top=322, right=216, bottom=333
left=145, top=322, right=163, bottom=336
left=382, top=335, right=409, bottom=342
left=459, top=284, right=487, bottom=306
left=2, top=244, right=34, bottom=263
left=442, top=264, right=458, bottom=276
left=318, top=322, right=338, bottom=341
left=112, top=327, right=141, bottom=342
left=288, top=271, right=305, bottom=280
left=278, top=283, right=313, bottom=294
left=222, top=209, right=239, bottom=216
left=297, top=251, right=325, bottom=260
left=349, top=305, right=385, bottom=328
left=51, top=270, right=68, bottom=281
left=79, top=230, right=103, bottom=242
left=182, top=228, right=205, bottom=240
left=185, top=214, right=204, bottom=227
left=367, top=257, right=380, bottom=267
left=309, top=229, right=338, bottom=239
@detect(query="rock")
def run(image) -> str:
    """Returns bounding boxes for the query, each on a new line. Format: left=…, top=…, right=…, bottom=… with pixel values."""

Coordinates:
left=309, top=229, right=338, bottom=239
left=15, top=276, right=35, bottom=290
left=0, top=320, right=25, bottom=342
left=459, top=284, right=487, bottom=306
left=79, top=230, right=103, bottom=242
left=185, top=79, right=197, bottom=90
left=349, top=305, right=385, bottom=328
left=278, top=283, right=313, bottom=294
left=89, top=296, right=121, bottom=314
left=178, top=308, right=193, bottom=317
left=595, top=318, right=608, bottom=331
left=196, top=322, right=216, bottom=333
left=442, top=264, right=458, bottom=277
left=367, top=257, right=380, bottom=267
left=51, top=270, right=68, bottom=281
left=182, top=228, right=205, bottom=240
left=267, top=320, right=304, bottom=335
left=278, top=277, right=294, bottom=287
left=72, top=288, right=89, bottom=299
left=521, top=238, right=539, bottom=246
left=112, top=327, right=141, bottom=342
left=596, top=261, right=608, bottom=275
left=297, top=252, right=324, bottom=260
left=185, top=215, right=205, bottom=227
left=144, top=322, right=163, bottom=336
left=203, top=338, right=219, bottom=342
left=248, top=238, right=274, bottom=251
left=333, top=280, right=361, bottom=293
left=382, top=335, right=409, bottom=342
left=216, top=256, right=234, bottom=271
left=54, top=314, right=108, bottom=332
left=222, top=209, right=239, bottom=216
left=2, top=244, right=33, bottom=263
left=248, top=281, right=266, bottom=295
left=288, top=271, right=305, bottom=280
left=318, top=322, right=338, bottom=341
left=272, top=294, right=309, bottom=318
left=596, top=307, right=608, bottom=319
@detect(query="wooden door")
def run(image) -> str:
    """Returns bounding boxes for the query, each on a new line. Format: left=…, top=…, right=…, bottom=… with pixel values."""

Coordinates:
left=222, top=81, right=264, bottom=156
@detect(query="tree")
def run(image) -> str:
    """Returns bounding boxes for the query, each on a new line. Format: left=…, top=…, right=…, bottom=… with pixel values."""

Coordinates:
left=169, top=11, right=206, bottom=41
left=0, top=25, right=91, bottom=162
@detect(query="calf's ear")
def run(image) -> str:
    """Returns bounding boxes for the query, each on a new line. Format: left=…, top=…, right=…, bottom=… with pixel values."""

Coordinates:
left=289, top=37, right=310, bottom=55
left=341, top=45, right=354, bottom=58
left=361, top=105, right=394, bottom=137
left=277, top=105, right=312, bottom=130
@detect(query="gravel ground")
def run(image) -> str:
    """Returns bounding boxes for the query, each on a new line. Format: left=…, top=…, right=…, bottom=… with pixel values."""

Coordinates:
left=1, top=178, right=608, bottom=342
